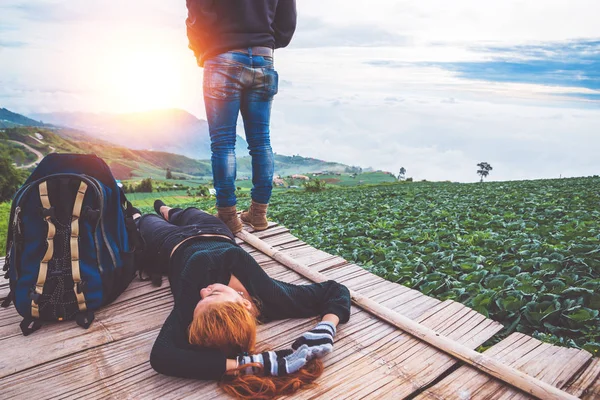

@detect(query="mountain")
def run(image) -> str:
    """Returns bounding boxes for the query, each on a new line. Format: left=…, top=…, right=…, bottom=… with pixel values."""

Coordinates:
left=29, top=109, right=248, bottom=160
left=238, top=154, right=349, bottom=178
left=1, top=108, right=353, bottom=179
left=0, top=108, right=46, bottom=128
left=2, top=126, right=212, bottom=180
left=3, top=126, right=351, bottom=181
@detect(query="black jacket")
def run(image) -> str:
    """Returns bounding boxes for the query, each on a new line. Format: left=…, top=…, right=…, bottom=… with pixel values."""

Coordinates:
left=186, top=0, right=297, bottom=66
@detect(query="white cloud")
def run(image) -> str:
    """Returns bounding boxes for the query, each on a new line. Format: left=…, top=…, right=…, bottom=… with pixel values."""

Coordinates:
left=297, top=0, right=600, bottom=44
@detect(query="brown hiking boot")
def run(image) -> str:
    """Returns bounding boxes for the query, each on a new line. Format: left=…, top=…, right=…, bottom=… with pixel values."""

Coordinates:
left=240, top=201, right=269, bottom=231
left=217, top=206, right=243, bottom=234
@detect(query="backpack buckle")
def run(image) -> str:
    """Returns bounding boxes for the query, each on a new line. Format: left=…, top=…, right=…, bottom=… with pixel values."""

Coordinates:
left=2, top=247, right=9, bottom=271
left=82, top=206, right=100, bottom=221
left=40, top=206, right=55, bottom=219
left=75, top=311, right=95, bottom=329
left=1, top=291, right=12, bottom=308
left=20, top=318, right=43, bottom=336
left=76, top=280, right=87, bottom=294
left=151, top=273, right=162, bottom=287
left=29, top=288, right=41, bottom=304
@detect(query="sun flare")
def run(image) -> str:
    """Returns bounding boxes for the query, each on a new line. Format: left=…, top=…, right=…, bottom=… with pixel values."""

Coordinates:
left=103, top=48, right=188, bottom=113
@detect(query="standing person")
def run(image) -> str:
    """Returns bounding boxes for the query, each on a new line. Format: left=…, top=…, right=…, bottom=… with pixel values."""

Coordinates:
left=133, top=200, right=350, bottom=398
left=186, top=0, right=297, bottom=233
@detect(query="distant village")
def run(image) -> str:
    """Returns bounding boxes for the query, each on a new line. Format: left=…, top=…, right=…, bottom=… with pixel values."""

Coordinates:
left=236, top=169, right=399, bottom=188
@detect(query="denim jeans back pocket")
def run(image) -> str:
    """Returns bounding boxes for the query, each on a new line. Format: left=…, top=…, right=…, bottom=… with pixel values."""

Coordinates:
left=262, top=68, right=279, bottom=98
left=203, top=64, right=243, bottom=100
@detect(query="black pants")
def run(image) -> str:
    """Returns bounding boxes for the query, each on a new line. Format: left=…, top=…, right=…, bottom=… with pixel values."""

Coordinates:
left=136, top=207, right=236, bottom=274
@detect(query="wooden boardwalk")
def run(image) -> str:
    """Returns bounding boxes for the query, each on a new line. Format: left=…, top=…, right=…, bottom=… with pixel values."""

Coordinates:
left=0, top=223, right=598, bottom=399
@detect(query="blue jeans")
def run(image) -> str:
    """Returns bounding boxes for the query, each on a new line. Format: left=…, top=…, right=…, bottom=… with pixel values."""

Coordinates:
left=203, top=49, right=278, bottom=207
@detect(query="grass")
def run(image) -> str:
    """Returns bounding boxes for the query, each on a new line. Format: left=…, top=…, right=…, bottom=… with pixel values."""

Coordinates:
left=312, top=171, right=398, bottom=186
left=0, top=203, right=9, bottom=257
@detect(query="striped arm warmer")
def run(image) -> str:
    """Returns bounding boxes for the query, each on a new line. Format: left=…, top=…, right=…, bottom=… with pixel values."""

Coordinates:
left=237, top=347, right=309, bottom=376
left=292, top=321, right=336, bottom=360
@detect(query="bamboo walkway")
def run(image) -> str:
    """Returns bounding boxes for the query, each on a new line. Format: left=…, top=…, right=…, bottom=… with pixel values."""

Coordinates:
left=0, top=222, right=598, bottom=399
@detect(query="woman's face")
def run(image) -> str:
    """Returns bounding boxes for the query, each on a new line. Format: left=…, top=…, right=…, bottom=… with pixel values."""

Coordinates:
left=194, top=283, right=250, bottom=316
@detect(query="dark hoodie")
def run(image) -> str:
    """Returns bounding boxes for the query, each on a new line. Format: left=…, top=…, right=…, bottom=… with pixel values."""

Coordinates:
left=186, top=0, right=297, bottom=66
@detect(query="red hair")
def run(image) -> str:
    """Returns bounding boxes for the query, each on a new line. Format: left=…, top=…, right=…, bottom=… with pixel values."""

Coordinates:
left=188, top=301, right=323, bottom=399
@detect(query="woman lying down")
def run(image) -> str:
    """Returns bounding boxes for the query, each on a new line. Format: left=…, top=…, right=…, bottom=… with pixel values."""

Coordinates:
left=132, top=201, right=351, bottom=399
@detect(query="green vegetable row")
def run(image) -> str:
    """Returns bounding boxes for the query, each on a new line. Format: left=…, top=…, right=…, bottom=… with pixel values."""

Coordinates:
left=268, top=178, right=600, bottom=355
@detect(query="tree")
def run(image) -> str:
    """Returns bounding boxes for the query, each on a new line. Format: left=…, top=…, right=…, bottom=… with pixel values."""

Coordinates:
left=166, top=168, right=173, bottom=179
left=196, top=185, right=210, bottom=197
left=304, top=178, right=327, bottom=192
left=137, top=178, right=153, bottom=193
left=476, top=162, right=493, bottom=182
left=344, top=165, right=363, bottom=174
left=398, top=167, right=406, bottom=180
left=0, top=152, right=27, bottom=202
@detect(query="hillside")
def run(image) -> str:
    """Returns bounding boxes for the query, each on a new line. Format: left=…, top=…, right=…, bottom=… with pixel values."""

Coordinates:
left=29, top=109, right=248, bottom=160
left=0, top=108, right=46, bottom=128
left=2, top=127, right=212, bottom=179
left=1, top=108, right=361, bottom=179
left=2, top=127, right=356, bottom=180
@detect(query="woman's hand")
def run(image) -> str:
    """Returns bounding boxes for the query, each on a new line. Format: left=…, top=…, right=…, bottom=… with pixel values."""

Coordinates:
left=291, top=321, right=336, bottom=360
left=236, top=347, right=309, bottom=376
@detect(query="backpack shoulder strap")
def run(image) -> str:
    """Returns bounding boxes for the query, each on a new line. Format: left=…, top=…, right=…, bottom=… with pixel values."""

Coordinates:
left=32, top=182, right=55, bottom=318
left=71, top=181, right=88, bottom=313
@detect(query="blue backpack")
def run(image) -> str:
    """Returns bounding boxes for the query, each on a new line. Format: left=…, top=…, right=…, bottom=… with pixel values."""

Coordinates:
left=2, top=154, right=138, bottom=335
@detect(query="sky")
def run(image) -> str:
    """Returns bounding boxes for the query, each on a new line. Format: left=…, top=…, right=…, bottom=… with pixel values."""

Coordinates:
left=1, top=0, right=599, bottom=182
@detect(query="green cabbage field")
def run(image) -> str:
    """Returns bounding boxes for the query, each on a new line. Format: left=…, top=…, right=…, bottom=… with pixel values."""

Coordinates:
left=269, top=178, right=600, bottom=355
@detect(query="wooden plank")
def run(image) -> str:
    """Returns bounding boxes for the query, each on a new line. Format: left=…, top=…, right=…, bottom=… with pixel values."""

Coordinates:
left=416, top=337, right=545, bottom=400
left=314, top=257, right=353, bottom=273
left=291, top=300, right=503, bottom=399
left=292, top=299, right=503, bottom=400
left=0, top=308, right=364, bottom=400
left=59, top=315, right=335, bottom=400
left=337, top=273, right=387, bottom=291
left=581, top=363, right=600, bottom=400
left=564, top=357, right=600, bottom=398
left=242, top=222, right=284, bottom=238
left=278, top=245, right=336, bottom=266
left=385, top=294, right=440, bottom=320
left=0, top=277, right=167, bottom=342
left=247, top=232, right=300, bottom=249
left=320, top=263, right=368, bottom=280
left=0, top=329, right=159, bottom=399
left=358, top=280, right=412, bottom=299
left=314, top=261, right=441, bottom=321
left=325, top=266, right=373, bottom=284
left=0, top=286, right=174, bottom=378
left=415, top=333, right=594, bottom=400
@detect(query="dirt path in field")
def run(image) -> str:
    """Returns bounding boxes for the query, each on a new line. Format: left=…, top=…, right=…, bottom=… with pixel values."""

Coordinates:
left=8, top=140, right=45, bottom=169
left=29, top=135, right=56, bottom=153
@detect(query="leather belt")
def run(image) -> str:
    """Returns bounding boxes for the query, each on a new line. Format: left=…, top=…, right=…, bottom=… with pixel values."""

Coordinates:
left=231, top=46, right=274, bottom=57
